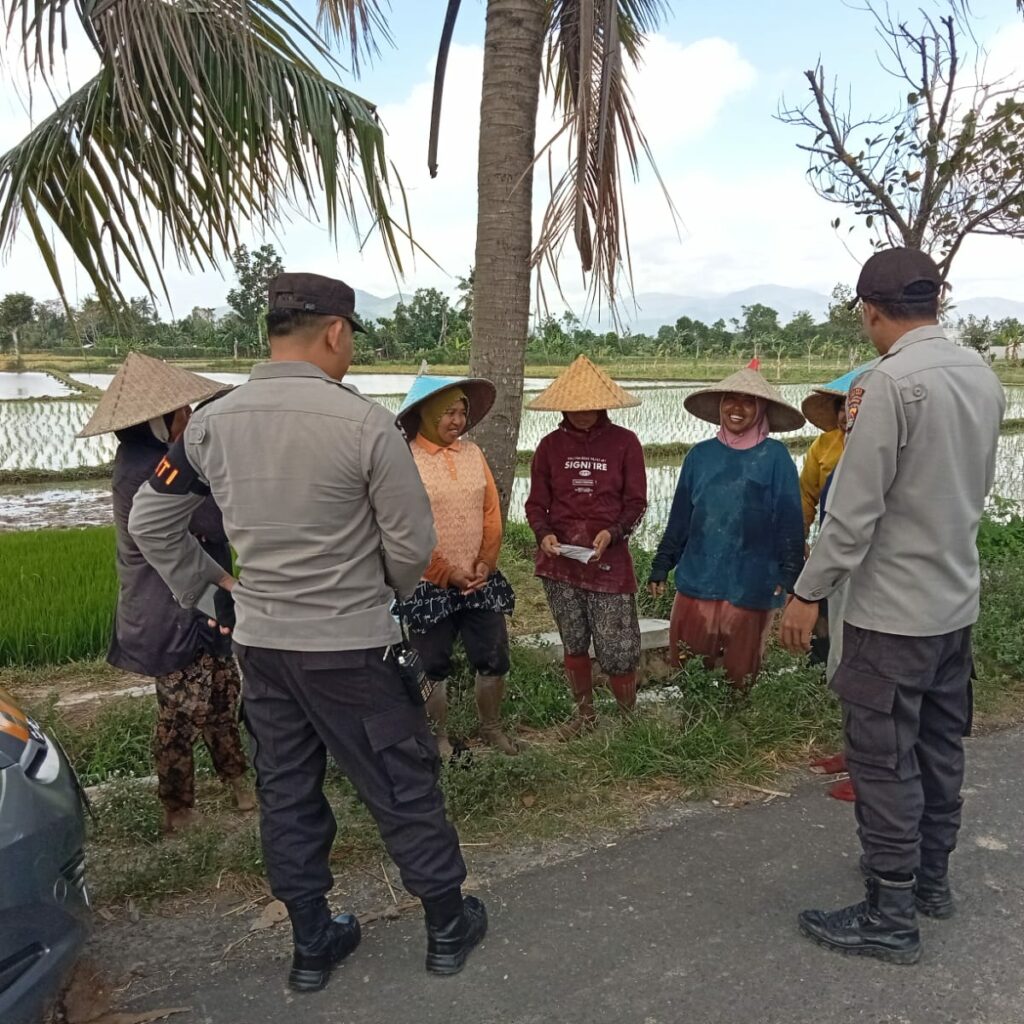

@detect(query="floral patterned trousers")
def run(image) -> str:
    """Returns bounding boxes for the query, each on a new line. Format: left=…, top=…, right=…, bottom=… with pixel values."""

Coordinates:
left=541, top=579, right=641, bottom=676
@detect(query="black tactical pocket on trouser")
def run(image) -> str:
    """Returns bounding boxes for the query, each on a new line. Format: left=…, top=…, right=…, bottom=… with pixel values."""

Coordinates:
left=363, top=703, right=440, bottom=806
left=832, top=666, right=900, bottom=775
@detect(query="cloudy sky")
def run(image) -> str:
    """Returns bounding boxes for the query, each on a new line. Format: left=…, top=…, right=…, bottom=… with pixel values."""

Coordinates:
left=1, top=0, right=1022, bottom=319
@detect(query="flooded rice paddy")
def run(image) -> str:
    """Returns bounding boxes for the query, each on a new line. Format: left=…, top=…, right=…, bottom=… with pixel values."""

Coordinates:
left=2, top=370, right=1022, bottom=535
left=0, top=371, right=75, bottom=400
left=4, top=436, right=1024, bottom=541
left=68, top=371, right=688, bottom=394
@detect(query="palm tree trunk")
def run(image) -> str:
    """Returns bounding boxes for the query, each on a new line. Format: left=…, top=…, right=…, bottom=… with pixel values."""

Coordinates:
left=468, top=0, right=545, bottom=516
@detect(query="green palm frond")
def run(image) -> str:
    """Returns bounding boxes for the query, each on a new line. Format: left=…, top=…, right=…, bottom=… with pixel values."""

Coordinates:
left=0, top=0, right=404, bottom=312
left=316, top=0, right=392, bottom=73
left=536, top=0, right=676, bottom=310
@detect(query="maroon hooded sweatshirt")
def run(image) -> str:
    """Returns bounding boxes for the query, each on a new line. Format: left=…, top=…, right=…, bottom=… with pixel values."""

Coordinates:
left=525, top=413, right=647, bottom=594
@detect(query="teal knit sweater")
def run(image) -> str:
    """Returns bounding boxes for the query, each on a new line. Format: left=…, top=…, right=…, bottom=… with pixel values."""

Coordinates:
left=649, top=438, right=805, bottom=611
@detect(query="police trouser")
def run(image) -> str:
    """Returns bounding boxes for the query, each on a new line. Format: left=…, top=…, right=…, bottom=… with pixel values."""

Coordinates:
left=831, top=623, right=973, bottom=877
left=234, top=643, right=467, bottom=907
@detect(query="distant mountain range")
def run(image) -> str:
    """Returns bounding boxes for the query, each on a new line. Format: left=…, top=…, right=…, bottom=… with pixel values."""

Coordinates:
left=353, top=289, right=405, bottom=321
left=215, top=284, right=1023, bottom=333
left=603, top=287, right=1024, bottom=334
left=212, top=289, right=401, bottom=323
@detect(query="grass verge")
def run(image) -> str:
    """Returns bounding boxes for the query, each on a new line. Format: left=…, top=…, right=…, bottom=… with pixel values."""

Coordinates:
left=6, top=515, right=1024, bottom=907
left=24, top=649, right=844, bottom=904
left=19, top=600, right=1024, bottom=909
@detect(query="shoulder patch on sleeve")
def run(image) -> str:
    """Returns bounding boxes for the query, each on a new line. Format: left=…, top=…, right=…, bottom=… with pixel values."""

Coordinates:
left=150, top=437, right=210, bottom=496
left=845, top=386, right=866, bottom=431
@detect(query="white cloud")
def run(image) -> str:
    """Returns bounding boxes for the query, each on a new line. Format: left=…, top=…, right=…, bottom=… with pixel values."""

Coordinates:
left=979, top=21, right=1024, bottom=86
left=627, top=35, right=757, bottom=149
left=0, top=26, right=100, bottom=138
left=303, top=33, right=759, bottom=300
left=0, top=22, right=1020, bottom=318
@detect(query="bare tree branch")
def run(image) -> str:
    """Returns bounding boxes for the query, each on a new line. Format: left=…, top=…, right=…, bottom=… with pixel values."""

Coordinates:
left=777, top=0, right=1024, bottom=280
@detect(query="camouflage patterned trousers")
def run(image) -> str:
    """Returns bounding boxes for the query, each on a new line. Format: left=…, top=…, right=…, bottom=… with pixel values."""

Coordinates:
left=153, top=653, right=248, bottom=811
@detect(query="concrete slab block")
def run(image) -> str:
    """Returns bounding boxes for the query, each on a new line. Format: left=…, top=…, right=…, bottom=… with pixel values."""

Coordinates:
left=516, top=617, right=670, bottom=662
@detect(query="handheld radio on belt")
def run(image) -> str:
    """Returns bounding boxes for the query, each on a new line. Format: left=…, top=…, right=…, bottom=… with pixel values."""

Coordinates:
left=389, top=593, right=434, bottom=706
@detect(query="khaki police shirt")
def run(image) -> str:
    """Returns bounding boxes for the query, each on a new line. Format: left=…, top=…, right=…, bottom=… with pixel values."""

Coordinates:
left=128, top=361, right=436, bottom=652
left=795, top=326, right=1005, bottom=636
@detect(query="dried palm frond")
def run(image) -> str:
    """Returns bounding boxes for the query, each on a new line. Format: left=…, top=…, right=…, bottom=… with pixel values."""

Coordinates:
left=536, top=0, right=677, bottom=315
left=3, top=0, right=85, bottom=80
left=0, top=0, right=405, bottom=313
left=428, top=0, right=462, bottom=179
left=315, top=0, right=392, bottom=73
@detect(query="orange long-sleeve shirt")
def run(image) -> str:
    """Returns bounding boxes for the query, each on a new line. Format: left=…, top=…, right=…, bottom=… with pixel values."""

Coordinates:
left=411, top=435, right=503, bottom=588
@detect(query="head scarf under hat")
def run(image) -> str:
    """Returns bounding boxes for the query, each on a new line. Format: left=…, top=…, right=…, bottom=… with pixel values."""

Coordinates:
left=684, top=359, right=805, bottom=433
left=77, top=352, right=228, bottom=438
left=526, top=355, right=641, bottom=412
left=417, top=386, right=469, bottom=446
left=716, top=396, right=769, bottom=450
left=397, top=374, right=496, bottom=441
left=800, top=361, right=879, bottom=432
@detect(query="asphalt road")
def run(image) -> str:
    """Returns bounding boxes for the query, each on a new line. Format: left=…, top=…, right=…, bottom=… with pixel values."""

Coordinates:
left=117, top=727, right=1023, bottom=1024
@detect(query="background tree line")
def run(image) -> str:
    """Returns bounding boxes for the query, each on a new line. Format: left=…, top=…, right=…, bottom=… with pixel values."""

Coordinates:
left=4, top=265, right=1021, bottom=366
left=2, top=0, right=1021, bottom=512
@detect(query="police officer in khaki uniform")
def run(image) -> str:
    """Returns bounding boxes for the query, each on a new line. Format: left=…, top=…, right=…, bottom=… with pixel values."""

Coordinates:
left=128, top=274, right=487, bottom=992
left=780, top=249, right=1005, bottom=964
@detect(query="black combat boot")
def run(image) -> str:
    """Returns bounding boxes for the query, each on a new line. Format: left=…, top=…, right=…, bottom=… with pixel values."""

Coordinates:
left=424, top=894, right=488, bottom=976
left=798, top=876, right=921, bottom=964
left=858, top=854, right=955, bottom=919
left=286, top=897, right=362, bottom=992
left=916, top=849, right=955, bottom=919
left=915, top=872, right=954, bottom=918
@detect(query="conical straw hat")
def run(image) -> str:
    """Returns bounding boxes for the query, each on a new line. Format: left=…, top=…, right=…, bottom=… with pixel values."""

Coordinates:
left=801, top=361, right=877, bottom=431
left=396, top=374, right=496, bottom=439
left=77, top=352, right=230, bottom=437
left=526, top=355, right=641, bottom=412
left=684, top=360, right=805, bottom=432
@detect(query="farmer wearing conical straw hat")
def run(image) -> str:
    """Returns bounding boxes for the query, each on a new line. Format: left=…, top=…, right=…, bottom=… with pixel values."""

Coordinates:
left=78, top=352, right=255, bottom=833
left=798, top=363, right=878, bottom=662
left=647, top=359, right=805, bottom=690
left=395, top=374, right=518, bottom=760
left=800, top=362, right=877, bottom=802
left=800, top=361, right=879, bottom=536
left=525, top=356, right=648, bottom=736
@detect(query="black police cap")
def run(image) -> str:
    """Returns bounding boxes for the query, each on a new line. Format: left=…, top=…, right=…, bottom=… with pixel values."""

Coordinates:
left=268, top=272, right=366, bottom=333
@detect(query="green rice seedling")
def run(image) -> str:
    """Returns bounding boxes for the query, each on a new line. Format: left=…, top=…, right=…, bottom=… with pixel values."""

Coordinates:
left=0, top=526, right=117, bottom=665
left=0, top=399, right=114, bottom=472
